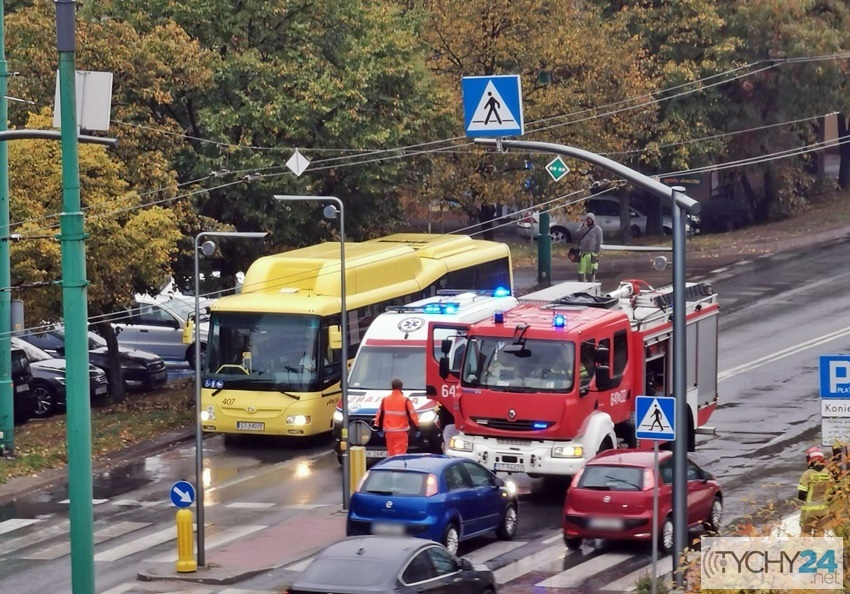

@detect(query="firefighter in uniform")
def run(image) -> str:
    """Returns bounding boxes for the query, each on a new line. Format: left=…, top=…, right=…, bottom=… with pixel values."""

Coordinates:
left=798, top=446, right=832, bottom=535
left=373, top=378, right=419, bottom=457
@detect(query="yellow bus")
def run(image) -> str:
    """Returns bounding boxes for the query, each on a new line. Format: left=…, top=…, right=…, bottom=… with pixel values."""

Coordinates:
left=200, top=233, right=512, bottom=438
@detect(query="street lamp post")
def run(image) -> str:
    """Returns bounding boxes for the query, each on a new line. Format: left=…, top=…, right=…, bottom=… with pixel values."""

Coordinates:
left=273, top=195, right=350, bottom=509
left=193, top=230, right=267, bottom=567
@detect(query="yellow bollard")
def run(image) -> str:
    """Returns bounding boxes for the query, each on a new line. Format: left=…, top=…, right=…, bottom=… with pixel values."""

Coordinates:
left=176, top=508, right=197, bottom=573
left=350, top=445, right=367, bottom=495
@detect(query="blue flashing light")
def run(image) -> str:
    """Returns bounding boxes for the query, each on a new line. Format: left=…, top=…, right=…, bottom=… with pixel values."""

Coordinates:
left=424, top=302, right=462, bottom=315
left=423, top=303, right=442, bottom=314
left=532, top=422, right=548, bottom=430
left=493, top=311, right=505, bottom=324
left=493, top=286, right=511, bottom=298
left=553, top=314, right=566, bottom=328
left=444, top=304, right=458, bottom=314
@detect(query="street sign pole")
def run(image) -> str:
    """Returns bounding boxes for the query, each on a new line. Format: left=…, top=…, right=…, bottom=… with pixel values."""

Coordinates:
left=651, top=439, right=659, bottom=594
left=0, top=0, right=10, bottom=457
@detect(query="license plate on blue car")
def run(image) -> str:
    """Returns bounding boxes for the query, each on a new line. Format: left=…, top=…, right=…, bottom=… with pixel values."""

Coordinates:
left=372, top=522, right=405, bottom=536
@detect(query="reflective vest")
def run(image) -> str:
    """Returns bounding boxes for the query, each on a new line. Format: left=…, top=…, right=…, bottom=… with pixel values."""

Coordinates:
left=374, top=390, right=419, bottom=433
left=799, top=468, right=831, bottom=512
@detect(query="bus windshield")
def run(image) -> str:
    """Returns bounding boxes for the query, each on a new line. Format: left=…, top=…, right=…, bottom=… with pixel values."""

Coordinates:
left=205, top=312, right=323, bottom=392
left=461, top=337, right=576, bottom=393
left=349, top=346, right=424, bottom=391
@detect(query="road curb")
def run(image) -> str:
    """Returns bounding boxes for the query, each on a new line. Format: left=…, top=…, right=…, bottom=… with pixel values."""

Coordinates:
left=0, top=426, right=195, bottom=505
left=137, top=565, right=269, bottom=586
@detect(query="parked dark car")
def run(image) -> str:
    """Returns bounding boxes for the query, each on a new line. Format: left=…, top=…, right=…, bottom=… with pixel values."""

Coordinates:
left=11, top=347, right=36, bottom=424
left=11, top=337, right=109, bottom=418
left=283, top=536, right=497, bottom=594
left=347, top=454, right=519, bottom=555
left=21, top=326, right=167, bottom=392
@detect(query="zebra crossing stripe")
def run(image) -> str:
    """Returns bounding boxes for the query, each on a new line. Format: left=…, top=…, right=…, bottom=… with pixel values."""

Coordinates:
left=535, top=553, right=632, bottom=588
left=22, top=521, right=151, bottom=561
left=0, top=518, right=40, bottom=536
left=462, top=540, right=527, bottom=564
left=225, top=502, right=276, bottom=509
left=494, top=544, right=567, bottom=584
left=94, top=525, right=184, bottom=562
left=0, top=520, right=70, bottom=556
left=599, top=556, right=672, bottom=592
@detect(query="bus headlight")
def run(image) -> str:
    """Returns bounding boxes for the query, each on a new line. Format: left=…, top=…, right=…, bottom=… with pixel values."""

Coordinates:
left=200, top=406, right=216, bottom=422
left=418, top=410, right=437, bottom=424
left=449, top=435, right=473, bottom=452
left=552, top=445, right=583, bottom=458
left=333, top=409, right=343, bottom=423
left=286, top=415, right=311, bottom=426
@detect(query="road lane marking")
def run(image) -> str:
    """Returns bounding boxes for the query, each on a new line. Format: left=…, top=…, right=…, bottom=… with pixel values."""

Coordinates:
left=494, top=544, right=567, bottom=584
left=599, top=556, right=671, bottom=591
left=535, top=552, right=632, bottom=588
left=463, top=540, right=527, bottom=564
left=220, top=590, right=281, bottom=594
left=0, top=520, right=70, bottom=556
left=206, top=452, right=328, bottom=495
left=719, top=326, right=850, bottom=383
left=543, top=533, right=562, bottom=545
left=0, top=518, right=40, bottom=536
left=225, top=502, right=276, bottom=509
left=110, top=500, right=162, bottom=508
left=94, top=524, right=186, bottom=561
left=24, top=521, right=151, bottom=560
left=59, top=498, right=108, bottom=505
left=144, top=525, right=266, bottom=562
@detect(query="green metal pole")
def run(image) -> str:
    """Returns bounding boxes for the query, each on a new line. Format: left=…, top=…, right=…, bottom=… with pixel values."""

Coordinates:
left=0, top=0, right=12, bottom=455
left=56, top=1, right=95, bottom=592
left=537, top=210, right=552, bottom=285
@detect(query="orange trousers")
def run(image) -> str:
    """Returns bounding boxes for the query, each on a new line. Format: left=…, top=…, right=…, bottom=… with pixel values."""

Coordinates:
left=386, top=431, right=410, bottom=456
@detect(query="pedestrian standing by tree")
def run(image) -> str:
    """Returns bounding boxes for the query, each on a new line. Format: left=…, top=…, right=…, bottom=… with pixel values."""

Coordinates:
left=373, top=379, right=419, bottom=457
left=576, top=213, right=603, bottom=282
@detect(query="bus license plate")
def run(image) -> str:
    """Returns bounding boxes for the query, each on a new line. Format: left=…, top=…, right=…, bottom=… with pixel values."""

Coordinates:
left=95, top=385, right=107, bottom=395
left=366, top=450, right=388, bottom=458
left=494, top=463, right=524, bottom=472
left=237, top=422, right=265, bottom=431
left=15, top=383, right=27, bottom=393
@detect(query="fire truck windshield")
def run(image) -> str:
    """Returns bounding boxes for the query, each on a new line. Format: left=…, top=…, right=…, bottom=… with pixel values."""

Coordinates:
left=461, top=338, right=576, bottom=393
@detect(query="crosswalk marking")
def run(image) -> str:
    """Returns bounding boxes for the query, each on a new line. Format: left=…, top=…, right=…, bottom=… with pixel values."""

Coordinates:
left=144, top=525, right=266, bottom=563
left=0, top=518, right=40, bottom=536
left=110, top=500, right=163, bottom=508
left=535, top=553, right=631, bottom=588
left=99, top=585, right=278, bottom=594
left=494, top=544, right=567, bottom=584
left=599, top=556, right=671, bottom=591
left=23, top=521, right=151, bottom=561
left=463, top=540, right=527, bottom=564
left=542, top=532, right=562, bottom=545
left=94, top=525, right=184, bottom=562
left=59, top=498, right=109, bottom=505
left=225, top=502, right=276, bottom=509
left=0, top=520, right=70, bottom=556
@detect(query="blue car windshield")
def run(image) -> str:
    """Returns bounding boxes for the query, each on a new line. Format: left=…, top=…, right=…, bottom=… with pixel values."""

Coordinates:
left=360, top=470, right=427, bottom=496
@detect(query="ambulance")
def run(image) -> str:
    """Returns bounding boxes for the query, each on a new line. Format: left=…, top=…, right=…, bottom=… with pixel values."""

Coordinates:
left=332, top=289, right=517, bottom=461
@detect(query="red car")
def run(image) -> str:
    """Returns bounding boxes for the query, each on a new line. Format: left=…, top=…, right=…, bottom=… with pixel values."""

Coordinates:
left=562, top=449, right=722, bottom=553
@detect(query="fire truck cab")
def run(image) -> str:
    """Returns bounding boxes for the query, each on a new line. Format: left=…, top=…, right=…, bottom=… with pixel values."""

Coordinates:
left=425, top=280, right=719, bottom=478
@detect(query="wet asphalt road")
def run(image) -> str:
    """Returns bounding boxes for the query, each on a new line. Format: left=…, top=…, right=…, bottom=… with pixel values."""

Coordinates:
left=0, top=238, right=849, bottom=592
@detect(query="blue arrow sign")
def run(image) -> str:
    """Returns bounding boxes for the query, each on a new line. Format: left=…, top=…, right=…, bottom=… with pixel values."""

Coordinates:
left=170, top=480, right=196, bottom=508
left=820, top=355, right=850, bottom=398
left=462, top=75, right=524, bottom=138
left=635, top=396, right=676, bottom=442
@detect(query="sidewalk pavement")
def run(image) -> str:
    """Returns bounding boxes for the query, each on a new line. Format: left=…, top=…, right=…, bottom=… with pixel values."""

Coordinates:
left=138, top=506, right=348, bottom=585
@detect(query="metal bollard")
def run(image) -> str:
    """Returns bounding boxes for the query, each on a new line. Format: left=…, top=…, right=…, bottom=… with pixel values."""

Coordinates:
left=176, top=508, right=197, bottom=573
left=349, top=445, right=367, bottom=495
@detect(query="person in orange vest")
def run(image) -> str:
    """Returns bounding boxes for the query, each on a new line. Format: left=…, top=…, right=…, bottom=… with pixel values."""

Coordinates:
left=373, top=378, right=419, bottom=457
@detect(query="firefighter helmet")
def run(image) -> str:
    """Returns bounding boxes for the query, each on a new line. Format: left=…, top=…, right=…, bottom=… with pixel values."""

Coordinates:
left=806, top=446, right=825, bottom=462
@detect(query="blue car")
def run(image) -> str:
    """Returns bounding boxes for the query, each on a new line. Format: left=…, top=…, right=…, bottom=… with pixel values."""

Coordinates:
left=346, top=454, right=519, bottom=554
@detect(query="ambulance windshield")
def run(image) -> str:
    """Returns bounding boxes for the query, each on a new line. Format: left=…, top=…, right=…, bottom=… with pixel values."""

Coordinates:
left=461, top=338, right=576, bottom=393
left=349, top=346, right=424, bottom=390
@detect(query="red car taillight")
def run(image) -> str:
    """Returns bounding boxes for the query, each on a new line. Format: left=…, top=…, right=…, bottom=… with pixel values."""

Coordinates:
left=642, top=468, right=655, bottom=491
left=425, top=473, right=439, bottom=497
left=569, top=467, right=584, bottom=490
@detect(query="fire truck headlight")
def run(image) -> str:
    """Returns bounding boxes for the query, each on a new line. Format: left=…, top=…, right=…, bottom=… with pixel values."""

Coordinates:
left=449, top=435, right=473, bottom=452
left=552, top=445, right=584, bottom=458
left=332, top=409, right=343, bottom=424
left=286, top=415, right=311, bottom=426
left=418, top=410, right=437, bottom=424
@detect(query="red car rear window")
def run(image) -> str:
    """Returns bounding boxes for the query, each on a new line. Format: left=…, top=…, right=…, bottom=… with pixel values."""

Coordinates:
left=578, top=466, right=644, bottom=491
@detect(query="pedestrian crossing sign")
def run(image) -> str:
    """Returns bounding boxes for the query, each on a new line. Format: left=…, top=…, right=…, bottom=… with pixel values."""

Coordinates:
left=635, top=395, right=676, bottom=441
left=462, top=75, right=524, bottom=138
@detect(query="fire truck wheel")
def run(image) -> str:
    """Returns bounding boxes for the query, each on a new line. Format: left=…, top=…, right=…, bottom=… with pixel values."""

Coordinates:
left=597, top=437, right=614, bottom=455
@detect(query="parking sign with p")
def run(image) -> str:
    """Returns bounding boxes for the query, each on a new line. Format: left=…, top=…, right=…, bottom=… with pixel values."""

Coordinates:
left=820, top=355, right=850, bottom=398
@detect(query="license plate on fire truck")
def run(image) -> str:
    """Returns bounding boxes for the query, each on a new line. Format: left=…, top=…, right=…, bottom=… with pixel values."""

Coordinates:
left=494, top=463, right=524, bottom=472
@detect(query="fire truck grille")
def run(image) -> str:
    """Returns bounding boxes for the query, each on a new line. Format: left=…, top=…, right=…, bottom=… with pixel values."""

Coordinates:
left=497, top=438, right=528, bottom=446
left=472, top=418, right=553, bottom=431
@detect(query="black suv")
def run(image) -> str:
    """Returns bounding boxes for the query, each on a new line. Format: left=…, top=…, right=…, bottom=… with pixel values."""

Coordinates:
left=11, top=347, right=35, bottom=424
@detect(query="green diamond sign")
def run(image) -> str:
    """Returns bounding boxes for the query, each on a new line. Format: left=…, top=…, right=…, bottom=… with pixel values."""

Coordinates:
left=546, top=157, right=569, bottom=182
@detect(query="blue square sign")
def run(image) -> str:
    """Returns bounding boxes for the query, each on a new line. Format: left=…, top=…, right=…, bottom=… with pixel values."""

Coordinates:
left=820, top=355, right=850, bottom=398
left=635, top=395, right=676, bottom=442
left=462, top=75, right=524, bottom=138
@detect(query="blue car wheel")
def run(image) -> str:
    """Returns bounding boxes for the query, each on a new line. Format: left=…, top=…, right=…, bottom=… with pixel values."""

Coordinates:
left=442, top=522, right=460, bottom=555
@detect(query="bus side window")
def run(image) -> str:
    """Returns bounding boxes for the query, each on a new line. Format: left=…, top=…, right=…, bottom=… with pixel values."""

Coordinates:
left=321, top=322, right=342, bottom=387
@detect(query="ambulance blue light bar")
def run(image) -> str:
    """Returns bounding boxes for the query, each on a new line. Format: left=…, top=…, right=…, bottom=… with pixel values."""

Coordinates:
left=423, top=302, right=461, bottom=315
left=493, top=286, right=511, bottom=297
left=553, top=314, right=566, bottom=328
left=435, top=286, right=512, bottom=297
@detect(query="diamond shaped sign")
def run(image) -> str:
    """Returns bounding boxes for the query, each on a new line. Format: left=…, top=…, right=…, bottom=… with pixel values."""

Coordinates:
left=546, top=157, right=569, bottom=182
left=286, top=149, right=310, bottom=177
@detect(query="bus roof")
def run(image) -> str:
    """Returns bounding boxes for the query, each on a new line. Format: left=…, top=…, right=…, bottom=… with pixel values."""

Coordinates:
left=215, top=234, right=511, bottom=313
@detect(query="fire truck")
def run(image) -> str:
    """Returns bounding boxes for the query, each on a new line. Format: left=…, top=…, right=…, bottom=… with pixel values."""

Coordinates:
left=333, top=289, right=518, bottom=460
left=424, top=279, right=719, bottom=478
